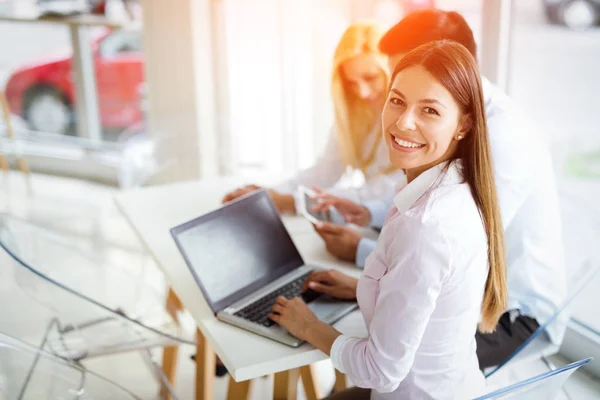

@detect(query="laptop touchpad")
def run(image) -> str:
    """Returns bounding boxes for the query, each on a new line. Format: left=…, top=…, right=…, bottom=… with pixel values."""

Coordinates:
left=309, top=296, right=354, bottom=323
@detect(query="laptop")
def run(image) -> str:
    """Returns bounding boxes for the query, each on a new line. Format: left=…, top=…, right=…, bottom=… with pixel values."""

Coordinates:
left=170, top=189, right=358, bottom=347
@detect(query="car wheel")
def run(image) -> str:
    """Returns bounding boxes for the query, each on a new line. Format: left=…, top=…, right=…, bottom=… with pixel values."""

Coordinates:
left=560, top=0, right=597, bottom=30
left=23, top=86, right=73, bottom=135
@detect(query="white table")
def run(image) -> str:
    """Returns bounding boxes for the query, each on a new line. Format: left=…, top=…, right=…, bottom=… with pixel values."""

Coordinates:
left=115, top=177, right=367, bottom=399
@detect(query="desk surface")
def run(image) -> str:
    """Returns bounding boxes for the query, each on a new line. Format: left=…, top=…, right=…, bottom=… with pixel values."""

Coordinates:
left=115, top=178, right=367, bottom=381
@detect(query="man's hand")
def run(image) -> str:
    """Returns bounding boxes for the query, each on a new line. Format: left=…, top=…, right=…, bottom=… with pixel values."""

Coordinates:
left=302, top=269, right=358, bottom=300
left=310, top=188, right=371, bottom=227
left=314, top=222, right=361, bottom=262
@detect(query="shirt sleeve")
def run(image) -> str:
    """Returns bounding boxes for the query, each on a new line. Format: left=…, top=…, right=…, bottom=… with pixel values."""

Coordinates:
left=275, top=128, right=345, bottom=195
left=363, top=197, right=394, bottom=229
left=486, top=109, right=537, bottom=228
left=332, top=218, right=453, bottom=393
left=355, top=238, right=376, bottom=269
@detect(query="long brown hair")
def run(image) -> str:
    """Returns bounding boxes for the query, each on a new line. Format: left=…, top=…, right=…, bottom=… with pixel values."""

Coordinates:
left=390, top=40, right=507, bottom=333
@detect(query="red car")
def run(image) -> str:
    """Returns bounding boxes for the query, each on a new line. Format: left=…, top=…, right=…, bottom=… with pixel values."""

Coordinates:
left=4, top=27, right=144, bottom=135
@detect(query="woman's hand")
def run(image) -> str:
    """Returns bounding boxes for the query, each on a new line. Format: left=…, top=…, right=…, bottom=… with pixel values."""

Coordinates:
left=222, top=185, right=295, bottom=213
left=302, top=269, right=358, bottom=300
left=222, top=184, right=262, bottom=204
left=269, top=296, right=319, bottom=341
left=269, top=296, right=343, bottom=354
left=314, top=222, right=362, bottom=262
left=268, top=190, right=296, bottom=213
left=310, top=187, right=372, bottom=227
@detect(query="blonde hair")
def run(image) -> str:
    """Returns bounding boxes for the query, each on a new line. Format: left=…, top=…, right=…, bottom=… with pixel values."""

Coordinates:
left=331, top=21, right=390, bottom=174
left=391, top=40, right=508, bottom=333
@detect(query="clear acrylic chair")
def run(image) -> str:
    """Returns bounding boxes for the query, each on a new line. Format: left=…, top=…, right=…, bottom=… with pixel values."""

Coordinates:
left=484, top=259, right=599, bottom=379
left=485, top=192, right=600, bottom=378
left=0, top=213, right=194, bottom=399
left=0, top=331, right=142, bottom=400
left=475, top=357, right=592, bottom=399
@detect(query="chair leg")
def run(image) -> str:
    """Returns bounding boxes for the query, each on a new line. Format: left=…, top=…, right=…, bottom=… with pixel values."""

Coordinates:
left=195, top=328, right=216, bottom=400
left=227, top=375, right=252, bottom=400
left=140, top=349, right=180, bottom=400
left=542, top=356, right=573, bottom=400
left=542, top=355, right=557, bottom=371
left=333, top=370, right=347, bottom=393
left=273, top=368, right=300, bottom=400
left=300, top=364, right=322, bottom=400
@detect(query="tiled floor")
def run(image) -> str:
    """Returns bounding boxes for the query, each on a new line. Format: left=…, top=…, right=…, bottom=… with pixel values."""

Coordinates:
left=1, top=170, right=599, bottom=399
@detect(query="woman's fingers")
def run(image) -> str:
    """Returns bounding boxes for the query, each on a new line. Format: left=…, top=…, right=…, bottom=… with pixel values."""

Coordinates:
left=311, top=201, right=334, bottom=212
left=306, top=281, right=337, bottom=296
left=305, top=270, right=335, bottom=285
left=271, top=303, right=284, bottom=314
left=268, top=313, right=281, bottom=323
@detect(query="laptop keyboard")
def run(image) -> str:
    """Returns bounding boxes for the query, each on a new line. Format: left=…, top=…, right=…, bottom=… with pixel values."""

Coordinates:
left=234, top=271, right=321, bottom=328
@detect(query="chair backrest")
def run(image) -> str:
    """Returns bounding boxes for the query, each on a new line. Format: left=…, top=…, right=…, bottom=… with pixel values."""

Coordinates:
left=0, top=213, right=190, bottom=361
left=0, top=331, right=141, bottom=399
left=485, top=191, right=600, bottom=378
left=485, top=259, right=600, bottom=378
left=475, top=358, right=592, bottom=399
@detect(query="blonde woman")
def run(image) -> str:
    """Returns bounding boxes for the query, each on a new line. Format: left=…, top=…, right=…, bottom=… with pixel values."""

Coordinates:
left=222, top=21, right=404, bottom=212
left=269, top=40, right=508, bottom=399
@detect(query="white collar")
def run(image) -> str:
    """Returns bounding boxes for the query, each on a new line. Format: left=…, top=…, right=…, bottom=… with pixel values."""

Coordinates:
left=393, top=161, right=462, bottom=214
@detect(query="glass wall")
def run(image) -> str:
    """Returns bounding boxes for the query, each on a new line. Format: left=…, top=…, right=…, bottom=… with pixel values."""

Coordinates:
left=0, top=0, right=144, bottom=184
left=509, top=0, right=600, bottom=334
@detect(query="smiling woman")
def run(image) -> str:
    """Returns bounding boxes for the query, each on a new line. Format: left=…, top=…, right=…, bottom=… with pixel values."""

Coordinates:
left=383, top=67, right=469, bottom=181
left=271, top=40, right=507, bottom=400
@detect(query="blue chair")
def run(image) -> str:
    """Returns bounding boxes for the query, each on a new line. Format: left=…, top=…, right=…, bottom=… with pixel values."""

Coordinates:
left=0, top=331, right=142, bottom=399
left=475, top=357, right=592, bottom=399
left=0, top=213, right=194, bottom=399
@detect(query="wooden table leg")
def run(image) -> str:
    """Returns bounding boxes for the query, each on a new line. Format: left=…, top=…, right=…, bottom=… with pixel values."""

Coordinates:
left=273, top=368, right=300, bottom=400
left=160, top=345, right=179, bottom=399
left=196, top=328, right=216, bottom=400
left=0, top=155, right=8, bottom=174
left=227, top=375, right=252, bottom=400
left=160, top=288, right=184, bottom=399
left=300, top=364, right=322, bottom=400
left=333, top=370, right=347, bottom=393
left=0, top=92, right=30, bottom=179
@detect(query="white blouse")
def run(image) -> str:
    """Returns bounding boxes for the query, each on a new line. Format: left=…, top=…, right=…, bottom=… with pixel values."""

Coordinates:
left=331, top=161, right=488, bottom=399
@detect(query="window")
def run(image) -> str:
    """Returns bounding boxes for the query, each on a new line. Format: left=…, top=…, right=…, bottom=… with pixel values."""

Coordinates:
left=0, top=2, right=145, bottom=183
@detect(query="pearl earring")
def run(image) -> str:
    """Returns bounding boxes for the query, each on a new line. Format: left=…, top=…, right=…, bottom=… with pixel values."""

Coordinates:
left=457, top=135, right=463, bottom=140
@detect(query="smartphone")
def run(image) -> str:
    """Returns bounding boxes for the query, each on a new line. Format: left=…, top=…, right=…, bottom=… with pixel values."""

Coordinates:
left=298, top=186, right=331, bottom=224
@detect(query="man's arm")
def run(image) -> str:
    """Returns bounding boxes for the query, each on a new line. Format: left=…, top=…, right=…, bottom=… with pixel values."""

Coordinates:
left=363, top=197, right=394, bottom=229
left=356, top=238, right=377, bottom=269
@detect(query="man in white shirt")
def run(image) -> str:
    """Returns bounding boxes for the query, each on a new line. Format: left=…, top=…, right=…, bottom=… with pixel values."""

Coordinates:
left=313, top=9, right=566, bottom=370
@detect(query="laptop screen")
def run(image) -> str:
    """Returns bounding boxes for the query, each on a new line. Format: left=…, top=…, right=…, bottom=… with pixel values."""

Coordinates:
left=170, top=190, right=304, bottom=313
